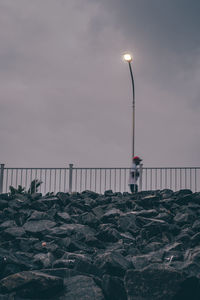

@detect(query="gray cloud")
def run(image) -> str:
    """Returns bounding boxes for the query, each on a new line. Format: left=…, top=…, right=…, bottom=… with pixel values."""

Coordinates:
left=0, top=0, right=200, bottom=169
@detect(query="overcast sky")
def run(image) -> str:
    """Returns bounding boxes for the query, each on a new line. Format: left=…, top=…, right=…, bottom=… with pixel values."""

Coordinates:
left=0, top=0, right=200, bottom=168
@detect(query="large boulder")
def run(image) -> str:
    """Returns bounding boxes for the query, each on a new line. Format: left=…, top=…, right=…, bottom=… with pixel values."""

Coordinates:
left=0, top=271, right=63, bottom=298
left=125, top=264, right=183, bottom=300
left=59, top=275, right=105, bottom=300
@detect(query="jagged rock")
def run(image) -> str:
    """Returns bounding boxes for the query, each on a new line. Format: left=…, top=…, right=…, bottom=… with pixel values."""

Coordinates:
left=81, top=190, right=99, bottom=200
left=48, top=223, right=95, bottom=241
left=160, top=189, right=174, bottom=199
left=131, top=251, right=163, bottom=269
left=52, top=259, right=75, bottom=269
left=0, top=271, right=63, bottom=298
left=27, top=211, right=52, bottom=221
left=3, top=227, right=26, bottom=239
left=174, top=211, right=195, bottom=225
left=139, top=195, right=160, bottom=209
left=104, top=190, right=114, bottom=197
left=118, top=213, right=138, bottom=233
left=60, top=275, right=104, bottom=300
left=33, top=252, right=54, bottom=269
left=79, top=211, right=99, bottom=228
left=102, top=274, right=127, bottom=300
left=125, top=264, right=183, bottom=300
left=0, top=220, right=16, bottom=230
left=56, top=212, right=71, bottom=223
left=0, top=250, right=37, bottom=279
left=191, top=232, right=200, bottom=246
left=23, top=220, right=56, bottom=235
left=96, top=224, right=121, bottom=242
left=1, top=189, right=200, bottom=299
left=0, top=201, right=8, bottom=210
left=56, top=192, right=71, bottom=206
left=101, top=208, right=122, bottom=223
left=0, top=293, right=14, bottom=299
left=174, top=189, right=192, bottom=197
left=94, top=251, right=131, bottom=277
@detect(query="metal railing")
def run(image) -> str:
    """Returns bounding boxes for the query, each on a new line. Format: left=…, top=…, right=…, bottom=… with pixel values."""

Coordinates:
left=0, top=164, right=199, bottom=194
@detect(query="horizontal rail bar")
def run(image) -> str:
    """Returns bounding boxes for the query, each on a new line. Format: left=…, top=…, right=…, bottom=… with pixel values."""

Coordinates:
left=1, top=165, right=200, bottom=194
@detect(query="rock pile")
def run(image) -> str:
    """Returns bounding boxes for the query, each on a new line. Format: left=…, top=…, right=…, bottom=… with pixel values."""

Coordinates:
left=0, top=189, right=200, bottom=299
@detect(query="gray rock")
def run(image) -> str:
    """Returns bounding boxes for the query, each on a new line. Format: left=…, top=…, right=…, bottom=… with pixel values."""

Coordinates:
left=0, top=271, right=63, bottom=298
left=56, top=192, right=71, bottom=205
left=27, top=211, right=52, bottom=221
left=94, top=251, right=131, bottom=277
left=23, top=220, right=56, bottom=234
left=0, top=221, right=16, bottom=230
left=60, top=275, right=104, bottom=300
left=33, top=252, right=54, bottom=268
left=102, top=274, right=127, bottom=300
left=52, top=259, right=75, bottom=269
left=125, top=264, right=183, bottom=300
left=56, top=212, right=71, bottom=223
left=1, top=189, right=200, bottom=299
left=0, top=201, right=8, bottom=210
left=3, top=227, right=26, bottom=239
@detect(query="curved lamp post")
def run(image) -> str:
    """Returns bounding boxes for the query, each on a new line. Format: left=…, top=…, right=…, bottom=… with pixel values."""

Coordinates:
left=123, top=53, right=135, bottom=162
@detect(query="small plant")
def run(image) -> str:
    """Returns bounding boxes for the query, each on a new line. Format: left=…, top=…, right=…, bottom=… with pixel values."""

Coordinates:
left=9, top=185, right=25, bottom=195
left=9, top=179, right=43, bottom=195
left=27, top=179, right=43, bottom=194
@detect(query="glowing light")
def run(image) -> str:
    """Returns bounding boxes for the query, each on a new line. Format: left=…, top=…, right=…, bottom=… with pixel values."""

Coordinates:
left=123, top=53, right=132, bottom=62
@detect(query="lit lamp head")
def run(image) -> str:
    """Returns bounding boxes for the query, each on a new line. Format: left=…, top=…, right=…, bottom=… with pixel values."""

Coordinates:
left=123, top=53, right=132, bottom=62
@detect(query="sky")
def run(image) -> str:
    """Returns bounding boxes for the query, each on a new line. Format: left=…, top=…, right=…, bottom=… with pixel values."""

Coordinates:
left=0, top=0, right=200, bottom=168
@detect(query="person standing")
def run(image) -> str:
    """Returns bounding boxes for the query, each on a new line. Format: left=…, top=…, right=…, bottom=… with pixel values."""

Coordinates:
left=129, top=156, right=142, bottom=193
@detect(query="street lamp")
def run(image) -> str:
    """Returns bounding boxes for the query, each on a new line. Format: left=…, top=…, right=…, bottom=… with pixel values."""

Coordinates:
left=123, top=53, right=135, bottom=162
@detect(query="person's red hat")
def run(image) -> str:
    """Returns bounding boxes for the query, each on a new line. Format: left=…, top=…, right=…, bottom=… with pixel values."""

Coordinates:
left=133, top=156, right=142, bottom=161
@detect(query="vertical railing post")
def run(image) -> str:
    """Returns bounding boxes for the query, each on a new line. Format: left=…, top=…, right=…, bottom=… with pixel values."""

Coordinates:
left=69, top=164, right=73, bottom=193
left=139, top=163, right=143, bottom=192
left=0, top=164, right=5, bottom=194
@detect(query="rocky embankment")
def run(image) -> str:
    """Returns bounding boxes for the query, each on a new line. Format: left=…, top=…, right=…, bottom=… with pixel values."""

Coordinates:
left=0, top=189, right=200, bottom=299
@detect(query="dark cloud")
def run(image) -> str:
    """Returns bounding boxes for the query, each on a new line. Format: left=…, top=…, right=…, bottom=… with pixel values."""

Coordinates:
left=0, top=0, right=200, bottom=168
